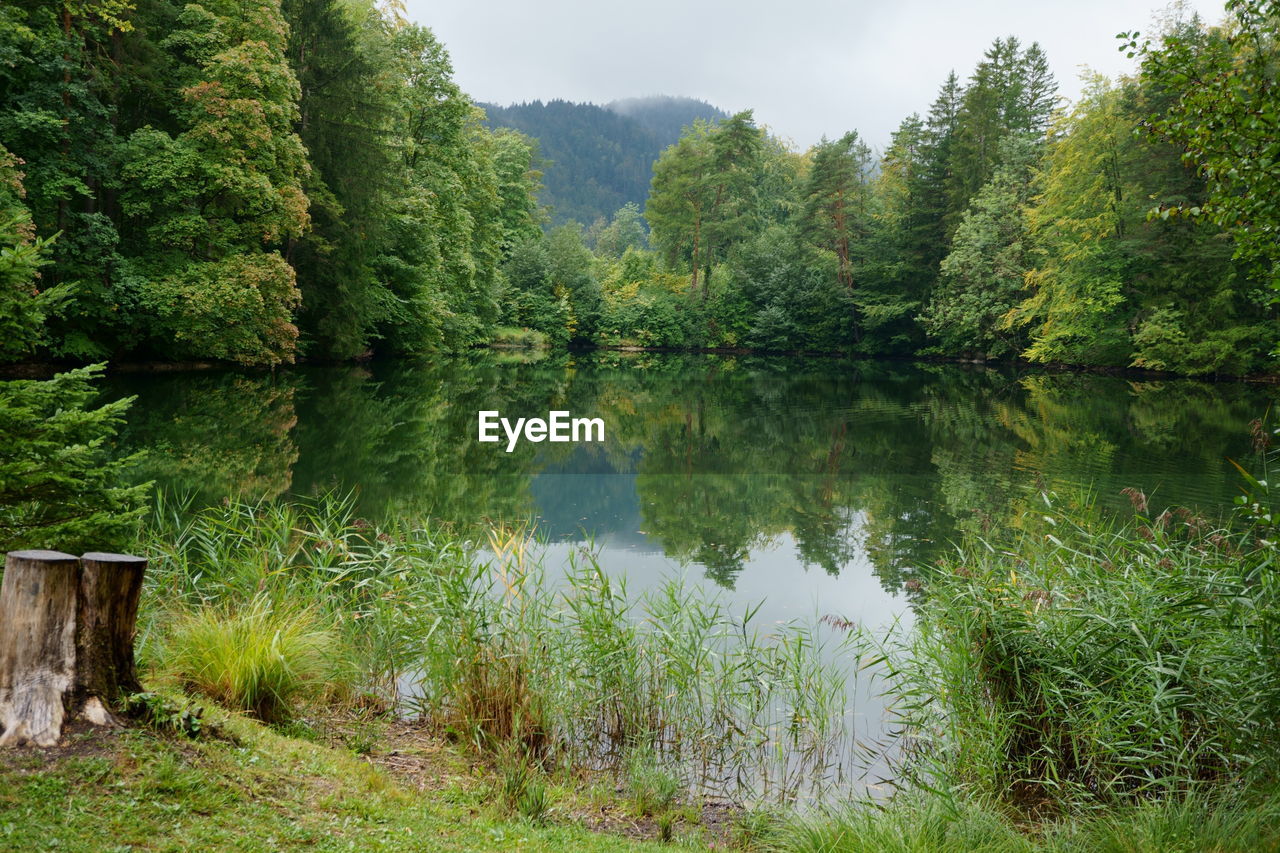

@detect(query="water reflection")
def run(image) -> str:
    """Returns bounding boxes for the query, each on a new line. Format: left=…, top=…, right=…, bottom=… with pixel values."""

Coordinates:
left=105, top=353, right=1272, bottom=801
left=107, top=353, right=1272, bottom=594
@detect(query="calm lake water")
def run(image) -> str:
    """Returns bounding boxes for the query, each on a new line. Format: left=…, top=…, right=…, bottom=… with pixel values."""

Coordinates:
left=104, top=351, right=1276, bottom=799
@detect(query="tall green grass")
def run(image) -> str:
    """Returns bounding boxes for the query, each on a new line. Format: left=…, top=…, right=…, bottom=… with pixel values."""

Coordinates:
left=859, top=491, right=1280, bottom=817
left=140, top=495, right=856, bottom=802
left=160, top=596, right=338, bottom=722
left=775, top=480, right=1280, bottom=851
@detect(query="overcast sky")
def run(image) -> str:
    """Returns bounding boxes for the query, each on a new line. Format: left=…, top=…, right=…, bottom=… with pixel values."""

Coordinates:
left=402, top=0, right=1225, bottom=151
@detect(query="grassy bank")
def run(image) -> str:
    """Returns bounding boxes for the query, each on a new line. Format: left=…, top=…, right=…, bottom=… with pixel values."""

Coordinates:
left=0, top=703, right=676, bottom=851
left=139, top=496, right=851, bottom=797
left=5, top=477, right=1280, bottom=850
left=780, top=481, right=1280, bottom=851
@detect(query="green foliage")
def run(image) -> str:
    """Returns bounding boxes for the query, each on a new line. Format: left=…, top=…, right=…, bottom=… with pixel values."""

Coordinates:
left=503, top=234, right=572, bottom=346
left=647, top=112, right=765, bottom=298
left=0, top=0, right=541, bottom=365
left=0, top=146, right=56, bottom=363
left=1, top=0, right=1275, bottom=374
left=624, top=747, right=681, bottom=818
left=922, top=134, right=1038, bottom=357
left=483, top=96, right=727, bottom=227
left=115, top=0, right=310, bottom=366
left=1012, top=73, right=1276, bottom=374
left=280, top=0, right=393, bottom=360
left=124, top=691, right=206, bottom=738
left=0, top=365, right=148, bottom=553
left=1124, top=1, right=1280, bottom=290
left=946, top=37, right=1056, bottom=230
left=799, top=132, right=873, bottom=291
left=158, top=594, right=342, bottom=723
left=878, top=496, right=1280, bottom=810
left=593, top=202, right=649, bottom=259
left=138, top=254, right=302, bottom=366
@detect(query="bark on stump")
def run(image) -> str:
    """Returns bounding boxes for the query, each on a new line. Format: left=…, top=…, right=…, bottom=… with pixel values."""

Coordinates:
left=0, top=550, right=147, bottom=747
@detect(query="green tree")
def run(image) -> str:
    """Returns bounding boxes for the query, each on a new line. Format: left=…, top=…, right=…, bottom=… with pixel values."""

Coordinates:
left=799, top=131, right=872, bottom=290
left=922, top=134, right=1038, bottom=357
left=281, top=0, right=395, bottom=360
left=0, top=365, right=148, bottom=553
left=1124, top=1, right=1280, bottom=289
left=947, top=38, right=1056, bottom=234
left=0, top=0, right=132, bottom=359
left=376, top=24, right=512, bottom=353
left=594, top=202, right=648, bottom=259
left=116, top=0, right=310, bottom=366
left=1013, top=73, right=1275, bottom=375
left=646, top=111, right=764, bottom=300
left=860, top=114, right=930, bottom=352
left=545, top=225, right=601, bottom=342
left=0, top=146, right=58, bottom=362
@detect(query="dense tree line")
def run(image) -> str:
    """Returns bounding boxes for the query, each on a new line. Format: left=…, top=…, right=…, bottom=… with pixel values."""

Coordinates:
left=2, top=0, right=1275, bottom=378
left=0, top=0, right=542, bottom=366
left=502, top=4, right=1278, bottom=377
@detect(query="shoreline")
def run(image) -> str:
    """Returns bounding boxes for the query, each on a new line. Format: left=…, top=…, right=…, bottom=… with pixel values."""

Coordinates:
left=4, top=344, right=1278, bottom=385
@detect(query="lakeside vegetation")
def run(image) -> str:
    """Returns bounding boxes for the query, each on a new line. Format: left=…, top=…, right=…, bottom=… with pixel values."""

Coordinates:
left=3, top=363, right=1280, bottom=848
left=3, top=0, right=1280, bottom=847
left=2, top=0, right=1277, bottom=375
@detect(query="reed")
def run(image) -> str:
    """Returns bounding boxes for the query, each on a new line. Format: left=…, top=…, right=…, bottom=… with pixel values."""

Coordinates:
left=140, top=493, right=855, bottom=802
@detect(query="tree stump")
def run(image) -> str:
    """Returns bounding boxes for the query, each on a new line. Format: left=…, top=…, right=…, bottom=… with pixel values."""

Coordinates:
left=0, top=550, right=147, bottom=746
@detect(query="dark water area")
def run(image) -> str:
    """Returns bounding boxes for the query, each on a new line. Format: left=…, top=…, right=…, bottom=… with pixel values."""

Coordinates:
left=104, top=350, right=1274, bottom=588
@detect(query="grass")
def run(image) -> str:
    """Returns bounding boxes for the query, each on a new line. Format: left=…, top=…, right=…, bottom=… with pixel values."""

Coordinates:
left=0, top=701, right=678, bottom=852
left=872, top=493, right=1280, bottom=813
left=778, top=484, right=1280, bottom=851
left=777, top=791, right=1280, bottom=852
left=14, top=478, right=1278, bottom=851
left=140, top=497, right=855, bottom=804
left=159, top=596, right=339, bottom=722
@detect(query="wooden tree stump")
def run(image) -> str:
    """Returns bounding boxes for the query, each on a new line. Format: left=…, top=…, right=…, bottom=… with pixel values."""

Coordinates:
left=75, top=552, right=147, bottom=726
left=0, top=550, right=148, bottom=746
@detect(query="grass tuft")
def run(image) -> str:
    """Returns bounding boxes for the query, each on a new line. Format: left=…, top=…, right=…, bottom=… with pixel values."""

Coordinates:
left=160, top=596, right=340, bottom=722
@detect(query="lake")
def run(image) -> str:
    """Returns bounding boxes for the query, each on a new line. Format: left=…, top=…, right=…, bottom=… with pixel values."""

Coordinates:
left=104, top=351, right=1276, bottom=799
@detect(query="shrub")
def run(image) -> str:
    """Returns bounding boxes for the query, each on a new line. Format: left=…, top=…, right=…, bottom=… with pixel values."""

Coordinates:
left=879, top=494, right=1280, bottom=812
left=160, top=596, right=340, bottom=722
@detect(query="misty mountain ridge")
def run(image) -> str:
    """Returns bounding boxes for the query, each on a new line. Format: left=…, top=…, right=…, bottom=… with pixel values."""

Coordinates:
left=479, top=95, right=729, bottom=227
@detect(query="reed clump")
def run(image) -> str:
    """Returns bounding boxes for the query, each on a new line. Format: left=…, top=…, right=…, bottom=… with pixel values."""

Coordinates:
left=860, top=491, right=1280, bottom=823
left=140, top=494, right=853, bottom=802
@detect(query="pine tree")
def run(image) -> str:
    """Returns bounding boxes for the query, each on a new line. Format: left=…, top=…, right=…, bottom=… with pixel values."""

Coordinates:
left=800, top=131, right=872, bottom=290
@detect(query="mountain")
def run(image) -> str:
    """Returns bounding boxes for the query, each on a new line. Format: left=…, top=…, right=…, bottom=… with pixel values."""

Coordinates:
left=480, top=96, right=728, bottom=227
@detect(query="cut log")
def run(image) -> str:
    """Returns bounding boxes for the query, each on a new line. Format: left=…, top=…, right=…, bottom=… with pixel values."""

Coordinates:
left=0, top=550, right=80, bottom=747
left=0, top=550, right=148, bottom=746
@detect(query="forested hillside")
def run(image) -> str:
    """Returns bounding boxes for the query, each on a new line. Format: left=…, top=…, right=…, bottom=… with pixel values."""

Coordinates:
left=481, top=96, right=727, bottom=227
left=500, top=10, right=1279, bottom=377
left=0, top=0, right=542, bottom=365
left=2, top=1, right=1276, bottom=376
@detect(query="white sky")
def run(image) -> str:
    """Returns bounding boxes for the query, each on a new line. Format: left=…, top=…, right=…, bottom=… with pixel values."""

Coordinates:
left=403, top=0, right=1226, bottom=150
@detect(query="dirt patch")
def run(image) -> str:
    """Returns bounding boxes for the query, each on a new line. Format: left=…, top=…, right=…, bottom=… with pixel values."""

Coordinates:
left=361, top=720, right=483, bottom=795
left=365, top=721, right=747, bottom=845
left=0, top=719, right=126, bottom=773
left=571, top=795, right=743, bottom=845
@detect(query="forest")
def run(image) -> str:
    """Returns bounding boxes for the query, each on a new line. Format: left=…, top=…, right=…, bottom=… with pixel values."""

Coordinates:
left=1, top=1, right=1277, bottom=375
left=0, top=0, right=544, bottom=366
left=482, top=96, right=727, bottom=227
left=4, top=2, right=1280, bottom=848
